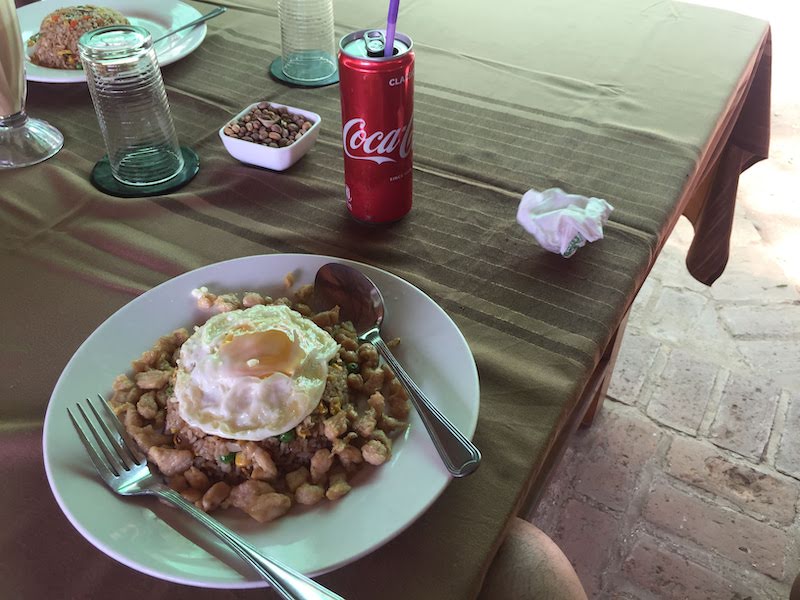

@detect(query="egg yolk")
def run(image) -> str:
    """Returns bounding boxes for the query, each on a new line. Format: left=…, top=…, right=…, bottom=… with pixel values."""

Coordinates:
left=219, top=330, right=305, bottom=378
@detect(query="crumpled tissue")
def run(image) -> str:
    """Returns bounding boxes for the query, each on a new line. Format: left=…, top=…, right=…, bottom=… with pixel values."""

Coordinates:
left=516, top=188, right=614, bottom=258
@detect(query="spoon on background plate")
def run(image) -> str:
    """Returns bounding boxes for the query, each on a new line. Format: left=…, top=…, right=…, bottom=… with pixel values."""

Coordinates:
left=153, top=6, right=226, bottom=44
left=314, top=263, right=481, bottom=478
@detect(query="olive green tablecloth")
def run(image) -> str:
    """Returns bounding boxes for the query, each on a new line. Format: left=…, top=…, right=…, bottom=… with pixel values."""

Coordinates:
left=0, top=0, right=770, bottom=598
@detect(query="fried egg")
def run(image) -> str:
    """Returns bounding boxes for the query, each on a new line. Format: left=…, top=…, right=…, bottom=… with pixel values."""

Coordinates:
left=174, top=304, right=339, bottom=441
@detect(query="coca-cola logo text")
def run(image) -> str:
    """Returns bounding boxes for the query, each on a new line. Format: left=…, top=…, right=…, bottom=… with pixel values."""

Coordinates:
left=342, top=116, right=413, bottom=164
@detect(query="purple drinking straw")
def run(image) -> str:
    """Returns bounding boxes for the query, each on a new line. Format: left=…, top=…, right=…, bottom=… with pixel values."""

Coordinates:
left=384, top=0, right=400, bottom=57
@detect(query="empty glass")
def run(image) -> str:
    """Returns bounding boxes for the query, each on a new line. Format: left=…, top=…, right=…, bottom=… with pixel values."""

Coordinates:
left=0, top=0, right=63, bottom=169
left=78, top=25, right=184, bottom=186
left=277, top=0, right=337, bottom=82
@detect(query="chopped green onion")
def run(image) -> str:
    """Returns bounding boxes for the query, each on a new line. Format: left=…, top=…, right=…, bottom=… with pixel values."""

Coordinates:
left=346, top=362, right=360, bottom=374
left=279, top=430, right=296, bottom=443
left=219, top=452, right=236, bottom=463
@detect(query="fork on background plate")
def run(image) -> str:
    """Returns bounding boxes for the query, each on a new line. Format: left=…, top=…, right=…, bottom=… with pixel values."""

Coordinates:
left=67, top=395, right=345, bottom=600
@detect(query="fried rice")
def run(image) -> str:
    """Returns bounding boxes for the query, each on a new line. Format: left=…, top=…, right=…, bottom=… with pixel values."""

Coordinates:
left=107, top=285, right=411, bottom=523
left=28, top=5, right=129, bottom=69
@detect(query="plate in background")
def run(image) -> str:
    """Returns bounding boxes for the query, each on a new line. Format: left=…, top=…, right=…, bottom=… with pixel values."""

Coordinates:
left=18, top=0, right=207, bottom=83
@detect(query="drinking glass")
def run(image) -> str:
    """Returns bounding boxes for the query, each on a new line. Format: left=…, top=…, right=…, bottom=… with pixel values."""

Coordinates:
left=277, top=0, right=337, bottom=82
left=78, top=25, right=184, bottom=186
left=0, top=0, right=64, bottom=169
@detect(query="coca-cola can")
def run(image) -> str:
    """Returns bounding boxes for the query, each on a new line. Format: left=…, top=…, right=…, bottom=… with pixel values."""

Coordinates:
left=338, top=29, right=414, bottom=223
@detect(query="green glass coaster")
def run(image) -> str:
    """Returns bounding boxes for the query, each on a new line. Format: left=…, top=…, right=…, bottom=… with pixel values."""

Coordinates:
left=90, top=146, right=199, bottom=198
left=269, top=57, right=339, bottom=88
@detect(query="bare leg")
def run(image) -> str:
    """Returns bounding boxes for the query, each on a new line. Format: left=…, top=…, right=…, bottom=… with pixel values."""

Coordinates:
left=479, top=517, right=588, bottom=600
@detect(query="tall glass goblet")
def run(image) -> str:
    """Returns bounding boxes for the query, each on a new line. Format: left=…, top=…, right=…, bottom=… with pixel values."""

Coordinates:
left=0, top=0, right=63, bottom=169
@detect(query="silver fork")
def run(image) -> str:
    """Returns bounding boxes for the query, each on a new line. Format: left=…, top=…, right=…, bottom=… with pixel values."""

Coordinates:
left=68, top=395, right=345, bottom=600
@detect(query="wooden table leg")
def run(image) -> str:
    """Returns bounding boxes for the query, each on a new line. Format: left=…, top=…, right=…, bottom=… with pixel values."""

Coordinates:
left=522, top=304, right=633, bottom=513
left=580, top=309, right=630, bottom=427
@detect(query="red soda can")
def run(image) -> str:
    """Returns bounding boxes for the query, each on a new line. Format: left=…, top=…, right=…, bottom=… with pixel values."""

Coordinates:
left=338, top=29, right=414, bottom=223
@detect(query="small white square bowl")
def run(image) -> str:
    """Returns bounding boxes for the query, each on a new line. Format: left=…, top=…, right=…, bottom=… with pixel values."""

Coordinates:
left=218, top=102, right=322, bottom=171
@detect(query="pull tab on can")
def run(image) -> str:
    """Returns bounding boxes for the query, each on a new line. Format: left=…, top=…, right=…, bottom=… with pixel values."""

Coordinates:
left=364, top=30, right=385, bottom=57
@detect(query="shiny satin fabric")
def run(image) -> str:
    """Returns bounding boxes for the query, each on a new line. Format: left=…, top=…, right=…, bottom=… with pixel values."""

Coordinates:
left=0, top=0, right=769, bottom=598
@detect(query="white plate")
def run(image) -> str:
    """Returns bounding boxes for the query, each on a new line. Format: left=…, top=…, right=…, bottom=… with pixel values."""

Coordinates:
left=43, top=254, right=480, bottom=588
left=18, top=0, right=207, bottom=83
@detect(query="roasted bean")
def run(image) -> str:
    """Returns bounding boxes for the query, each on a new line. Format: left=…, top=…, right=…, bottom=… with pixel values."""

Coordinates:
left=223, top=102, right=315, bottom=148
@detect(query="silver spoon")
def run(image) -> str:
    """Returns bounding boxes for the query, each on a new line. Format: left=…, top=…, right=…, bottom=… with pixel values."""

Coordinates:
left=314, top=262, right=481, bottom=478
left=153, top=6, right=227, bottom=44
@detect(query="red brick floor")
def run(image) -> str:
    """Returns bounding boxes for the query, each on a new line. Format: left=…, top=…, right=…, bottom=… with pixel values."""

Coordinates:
left=526, top=2, right=800, bottom=597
